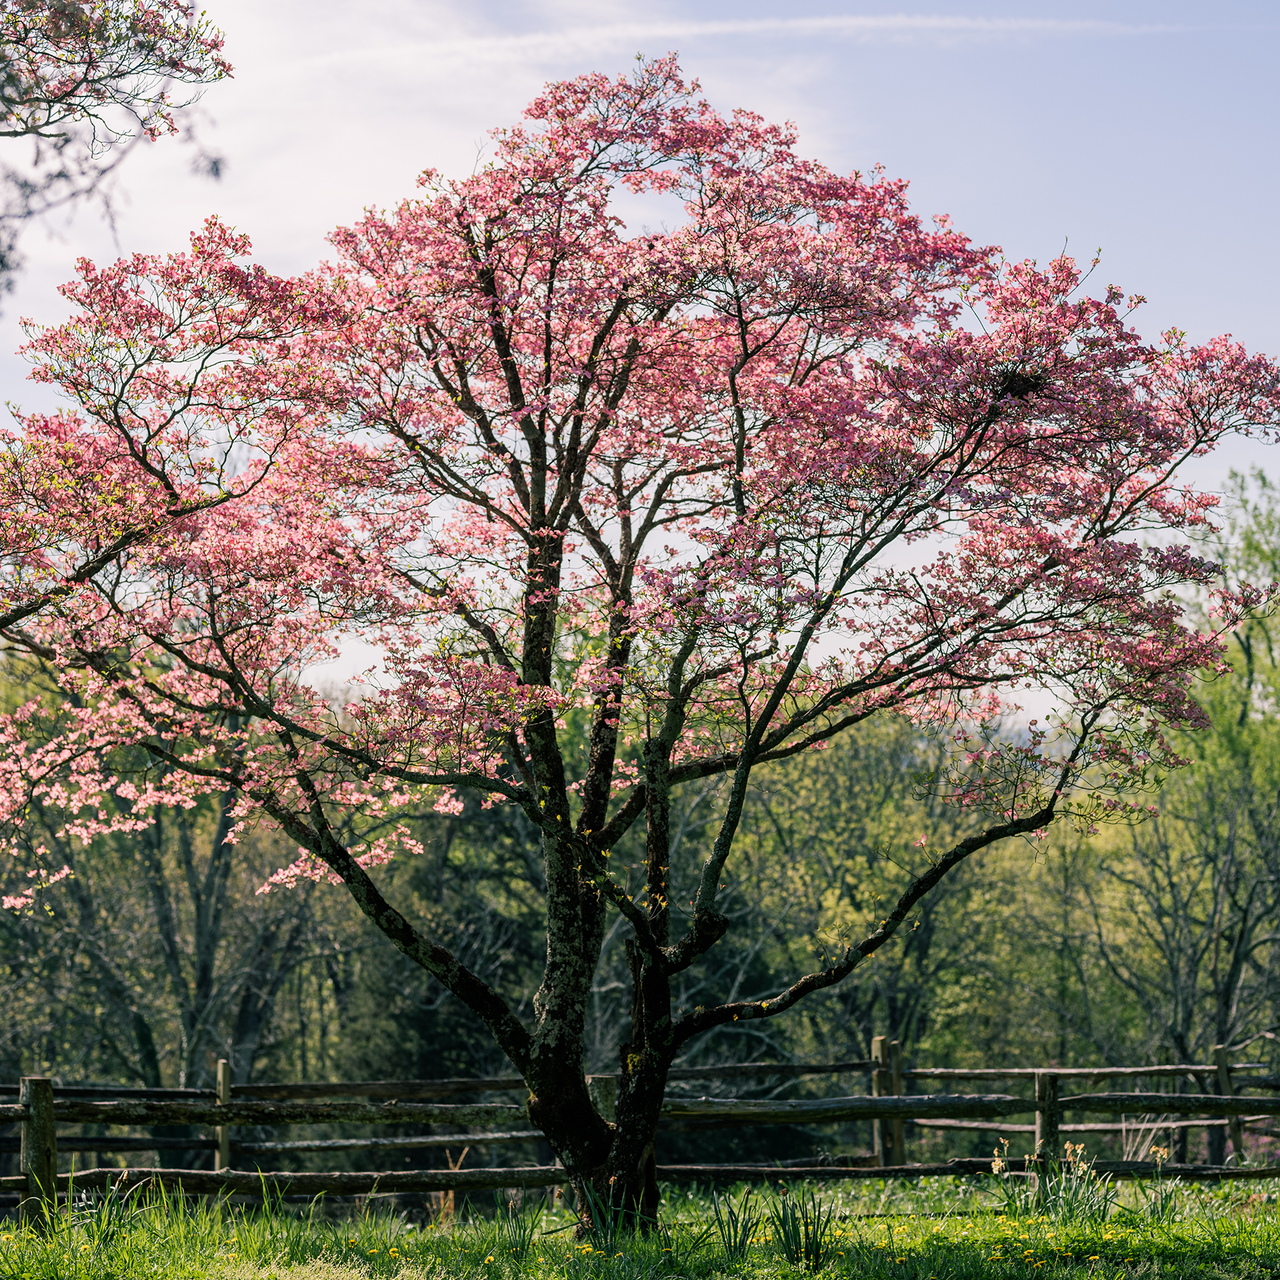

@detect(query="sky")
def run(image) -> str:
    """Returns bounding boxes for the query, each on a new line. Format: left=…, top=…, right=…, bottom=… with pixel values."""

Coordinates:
left=4, top=0, right=1280, bottom=492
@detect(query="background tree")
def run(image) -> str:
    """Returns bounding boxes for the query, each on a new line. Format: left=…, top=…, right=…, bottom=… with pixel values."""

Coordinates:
left=2, top=59, right=1279, bottom=1218
left=1073, top=474, right=1280, bottom=1159
left=0, top=0, right=229, bottom=287
left=0, top=653, right=319, bottom=1169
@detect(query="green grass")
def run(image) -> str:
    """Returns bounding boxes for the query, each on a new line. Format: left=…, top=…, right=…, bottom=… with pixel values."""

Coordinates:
left=0, top=1173, right=1277, bottom=1280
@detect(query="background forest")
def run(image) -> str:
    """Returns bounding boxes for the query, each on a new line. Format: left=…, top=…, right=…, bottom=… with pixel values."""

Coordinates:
left=2, top=474, right=1279, bottom=1172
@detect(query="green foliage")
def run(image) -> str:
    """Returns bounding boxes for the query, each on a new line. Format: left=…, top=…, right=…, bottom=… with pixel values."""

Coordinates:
left=2, top=1180, right=1280, bottom=1280
left=765, top=1185, right=837, bottom=1270
left=578, top=1183, right=625, bottom=1254
left=710, top=1185, right=759, bottom=1266
left=988, top=1145, right=1119, bottom=1224
left=490, top=1193, right=539, bottom=1261
left=1124, top=1173, right=1183, bottom=1226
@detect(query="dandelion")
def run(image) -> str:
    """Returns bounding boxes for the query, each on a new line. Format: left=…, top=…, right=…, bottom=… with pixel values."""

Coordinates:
left=484, top=1256, right=495, bottom=1264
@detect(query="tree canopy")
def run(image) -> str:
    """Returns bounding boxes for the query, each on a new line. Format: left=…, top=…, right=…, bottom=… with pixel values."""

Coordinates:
left=1, top=57, right=1278, bottom=1213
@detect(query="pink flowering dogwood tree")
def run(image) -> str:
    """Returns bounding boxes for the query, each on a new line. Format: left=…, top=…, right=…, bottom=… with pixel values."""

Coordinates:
left=2, top=59, right=1279, bottom=1215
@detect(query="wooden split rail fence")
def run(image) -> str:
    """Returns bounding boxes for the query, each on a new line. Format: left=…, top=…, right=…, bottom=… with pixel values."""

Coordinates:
left=4, top=1040, right=1280, bottom=1217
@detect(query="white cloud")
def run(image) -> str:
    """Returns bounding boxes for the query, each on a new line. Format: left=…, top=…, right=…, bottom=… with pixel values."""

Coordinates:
left=295, top=14, right=1196, bottom=72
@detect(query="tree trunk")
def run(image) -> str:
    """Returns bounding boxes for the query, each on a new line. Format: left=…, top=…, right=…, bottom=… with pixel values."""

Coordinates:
left=527, top=1053, right=669, bottom=1229
left=522, top=928, right=673, bottom=1228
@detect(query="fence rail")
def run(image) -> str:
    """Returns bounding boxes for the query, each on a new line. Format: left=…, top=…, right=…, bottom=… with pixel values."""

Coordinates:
left=6, top=1155, right=1280, bottom=1201
left=23, top=1088, right=1280, bottom=1132
left=11, top=1058, right=1270, bottom=1100
left=47, top=1101, right=524, bottom=1127
left=0, top=1060, right=883, bottom=1104
left=5, top=1048, right=1279, bottom=1217
left=905, top=1065, right=1267, bottom=1081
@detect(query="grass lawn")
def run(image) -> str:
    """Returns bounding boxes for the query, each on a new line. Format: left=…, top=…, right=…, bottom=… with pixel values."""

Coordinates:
left=0, top=1172, right=1277, bottom=1279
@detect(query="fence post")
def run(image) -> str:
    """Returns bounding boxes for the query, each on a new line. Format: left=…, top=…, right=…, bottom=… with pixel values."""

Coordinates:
left=19, top=1076, right=56, bottom=1226
left=889, top=1040, right=905, bottom=1166
left=1034, top=1071, right=1059, bottom=1204
left=870, top=1037, right=888, bottom=1165
left=1213, top=1045, right=1245, bottom=1163
left=215, top=1058, right=232, bottom=1171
